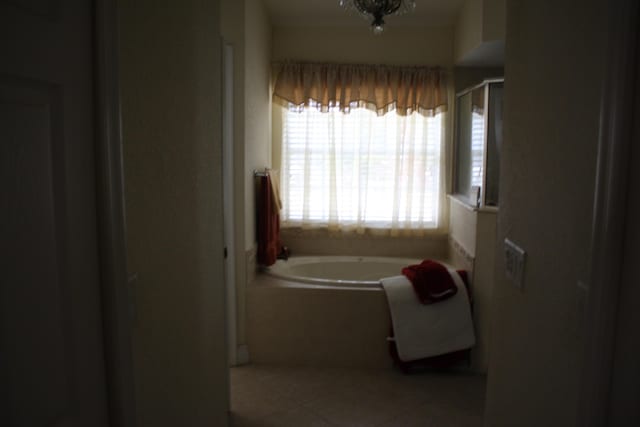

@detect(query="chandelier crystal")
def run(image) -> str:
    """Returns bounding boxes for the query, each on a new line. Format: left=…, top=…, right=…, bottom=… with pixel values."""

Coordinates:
left=339, top=0, right=416, bottom=34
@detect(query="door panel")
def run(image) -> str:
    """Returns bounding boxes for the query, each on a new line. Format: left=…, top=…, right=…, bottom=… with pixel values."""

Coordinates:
left=2, top=0, right=57, bottom=16
left=0, top=79, right=71, bottom=426
left=1, top=1, right=109, bottom=426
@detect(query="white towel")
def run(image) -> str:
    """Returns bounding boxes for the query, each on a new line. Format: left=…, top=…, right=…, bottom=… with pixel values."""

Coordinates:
left=381, top=271, right=475, bottom=362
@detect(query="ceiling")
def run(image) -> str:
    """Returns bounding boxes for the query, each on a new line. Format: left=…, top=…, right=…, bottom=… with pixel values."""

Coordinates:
left=262, top=0, right=466, bottom=28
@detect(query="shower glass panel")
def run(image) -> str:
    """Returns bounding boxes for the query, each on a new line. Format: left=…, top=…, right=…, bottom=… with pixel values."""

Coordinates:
left=453, top=79, right=503, bottom=207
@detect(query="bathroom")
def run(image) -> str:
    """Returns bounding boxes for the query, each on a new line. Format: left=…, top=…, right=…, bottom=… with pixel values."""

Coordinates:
left=218, top=0, right=563, bottom=424
left=225, top=0, right=500, bottom=358
left=115, top=0, right=639, bottom=426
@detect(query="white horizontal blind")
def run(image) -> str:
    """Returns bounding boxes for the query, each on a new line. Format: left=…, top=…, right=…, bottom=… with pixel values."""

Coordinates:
left=281, top=104, right=444, bottom=232
left=471, top=111, right=485, bottom=188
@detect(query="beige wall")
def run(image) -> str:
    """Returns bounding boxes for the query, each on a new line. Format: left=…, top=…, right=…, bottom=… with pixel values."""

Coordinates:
left=273, top=26, right=454, bottom=66
left=454, top=0, right=505, bottom=65
left=482, top=0, right=506, bottom=42
left=118, top=0, right=229, bottom=425
left=454, top=0, right=483, bottom=62
left=472, top=210, right=497, bottom=373
left=454, top=66, right=504, bottom=92
left=484, top=1, right=607, bottom=425
left=244, top=0, right=273, bottom=249
left=449, top=197, right=478, bottom=257
left=281, top=229, right=449, bottom=260
left=448, top=197, right=496, bottom=373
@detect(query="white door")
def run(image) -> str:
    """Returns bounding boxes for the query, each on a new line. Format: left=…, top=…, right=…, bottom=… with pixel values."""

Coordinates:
left=1, top=1, right=110, bottom=426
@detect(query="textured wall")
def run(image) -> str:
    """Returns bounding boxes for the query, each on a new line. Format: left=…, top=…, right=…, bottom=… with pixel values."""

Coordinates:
left=118, top=0, right=229, bottom=425
left=454, top=0, right=483, bottom=62
left=244, top=0, right=273, bottom=249
left=484, top=1, right=606, bottom=425
left=454, top=0, right=506, bottom=66
left=482, top=0, right=506, bottom=42
left=273, top=26, right=454, bottom=66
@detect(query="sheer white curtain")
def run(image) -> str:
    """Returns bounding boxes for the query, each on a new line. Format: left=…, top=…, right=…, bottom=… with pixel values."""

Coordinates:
left=280, top=103, right=445, bottom=236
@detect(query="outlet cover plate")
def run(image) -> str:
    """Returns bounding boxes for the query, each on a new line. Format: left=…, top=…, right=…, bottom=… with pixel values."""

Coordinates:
left=504, top=238, right=526, bottom=289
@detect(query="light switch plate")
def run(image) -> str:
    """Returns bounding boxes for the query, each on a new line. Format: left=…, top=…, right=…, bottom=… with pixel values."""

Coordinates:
left=504, top=239, right=526, bottom=289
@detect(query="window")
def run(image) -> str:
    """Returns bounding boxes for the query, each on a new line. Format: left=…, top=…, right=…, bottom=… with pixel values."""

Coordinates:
left=280, top=102, right=445, bottom=233
left=471, top=110, right=485, bottom=188
left=272, top=62, right=448, bottom=234
left=453, top=80, right=503, bottom=207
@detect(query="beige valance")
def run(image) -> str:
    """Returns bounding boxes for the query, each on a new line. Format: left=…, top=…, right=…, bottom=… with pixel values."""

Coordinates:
left=273, top=62, right=448, bottom=116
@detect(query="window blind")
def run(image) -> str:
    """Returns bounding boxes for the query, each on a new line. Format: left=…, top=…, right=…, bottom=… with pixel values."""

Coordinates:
left=281, top=104, right=444, bottom=232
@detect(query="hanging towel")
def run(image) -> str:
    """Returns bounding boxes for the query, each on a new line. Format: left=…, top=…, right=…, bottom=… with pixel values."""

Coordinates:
left=381, top=270, right=475, bottom=362
left=268, top=170, right=282, bottom=214
left=402, top=260, right=458, bottom=304
left=257, top=172, right=282, bottom=266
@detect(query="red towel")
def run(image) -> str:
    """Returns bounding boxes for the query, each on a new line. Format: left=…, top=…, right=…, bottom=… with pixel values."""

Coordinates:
left=257, top=174, right=281, bottom=266
left=401, top=260, right=458, bottom=304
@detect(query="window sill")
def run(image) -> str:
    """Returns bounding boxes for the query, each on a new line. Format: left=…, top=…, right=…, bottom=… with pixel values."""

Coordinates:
left=280, top=225, right=448, bottom=240
left=448, top=194, right=499, bottom=213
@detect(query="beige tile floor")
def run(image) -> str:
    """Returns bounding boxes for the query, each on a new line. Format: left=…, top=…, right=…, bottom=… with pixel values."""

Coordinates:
left=230, top=365, right=486, bottom=427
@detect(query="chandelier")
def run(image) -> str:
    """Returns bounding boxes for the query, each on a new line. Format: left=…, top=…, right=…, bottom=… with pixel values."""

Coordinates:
left=339, top=0, right=417, bottom=34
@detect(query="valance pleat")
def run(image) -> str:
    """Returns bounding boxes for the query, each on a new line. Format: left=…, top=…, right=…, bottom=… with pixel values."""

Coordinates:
left=273, top=62, right=448, bottom=116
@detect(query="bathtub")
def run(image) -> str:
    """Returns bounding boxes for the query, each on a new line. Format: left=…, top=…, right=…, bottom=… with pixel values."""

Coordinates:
left=249, top=255, right=452, bottom=368
left=265, top=255, right=422, bottom=288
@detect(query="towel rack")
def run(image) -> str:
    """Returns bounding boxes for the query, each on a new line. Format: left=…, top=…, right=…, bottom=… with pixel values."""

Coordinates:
left=254, top=168, right=269, bottom=177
